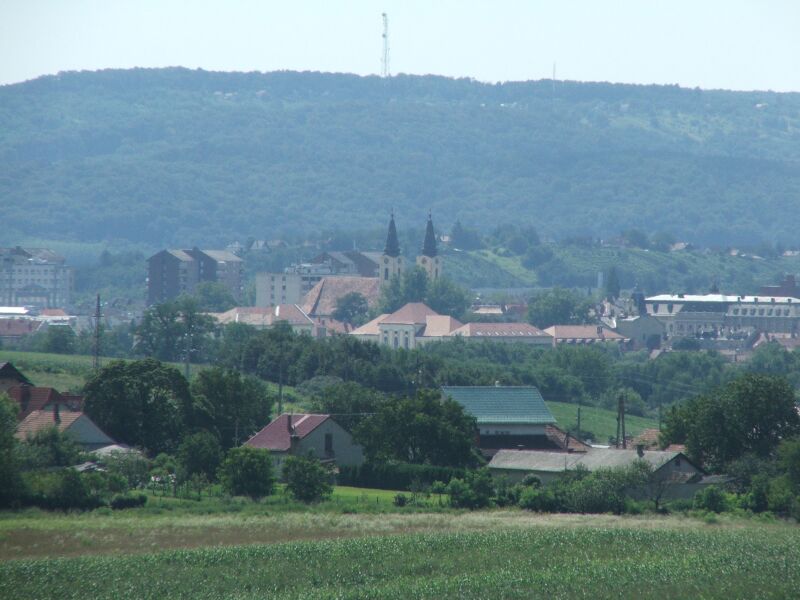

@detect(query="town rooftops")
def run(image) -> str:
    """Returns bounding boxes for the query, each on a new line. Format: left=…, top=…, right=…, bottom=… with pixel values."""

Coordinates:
left=0, top=307, right=31, bottom=316
left=197, top=249, right=243, bottom=263
left=7, top=385, right=84, bottom=420
left=422, top=315, right=463, bottom=337
left=646, top=293, right=800, bottom=304
left=245, top=413, right=331, bottom=452
left=382, top=302, right=439, bottom=325
left=165, top=249, right=194, bottom=262
left=15, top=409, right=115, bottom=449
left=442, top=386, right=556, bottom=425
left=301, top=276, right=382, bottom=317
left=449, top=322, right=550, bottom=338
left=350, top=313, right=389, bottom=336
left=489, top=447, right=694, bottom=473
left=210, top=305, right=314, bottom=327
left=544, top=325, right=626, bottom=342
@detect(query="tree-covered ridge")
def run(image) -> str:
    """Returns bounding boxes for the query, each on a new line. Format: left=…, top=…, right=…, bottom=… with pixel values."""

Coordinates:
left=2, top=68, right=800, bottom=247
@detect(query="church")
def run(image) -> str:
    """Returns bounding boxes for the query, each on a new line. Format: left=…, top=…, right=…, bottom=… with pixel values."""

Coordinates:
left=380, top=212, right=442, bottom=283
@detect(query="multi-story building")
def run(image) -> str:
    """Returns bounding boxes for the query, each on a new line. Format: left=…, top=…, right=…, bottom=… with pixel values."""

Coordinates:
left=146, top=248, right=243, bottom=305
left=646, top=293, right=800, bottom=337
left=0, top=247, right=73, bottom=308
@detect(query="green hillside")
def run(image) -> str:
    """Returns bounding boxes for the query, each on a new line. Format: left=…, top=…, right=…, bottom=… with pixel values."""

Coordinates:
left=546, top=400, right=658, bottom=443
left=2, top=68, right=800, bottom=248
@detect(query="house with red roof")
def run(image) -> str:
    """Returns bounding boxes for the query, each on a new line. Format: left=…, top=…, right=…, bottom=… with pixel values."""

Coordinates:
left=245, top=413, right=364, bottom=470
left=448, top=322, right=553, bottom=346
left=350, top=302, right=463, bottom=349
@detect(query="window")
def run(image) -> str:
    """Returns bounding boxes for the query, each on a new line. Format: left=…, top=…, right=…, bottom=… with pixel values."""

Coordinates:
left=674, top=457, right=681, bottom=467
left=732, top=308, right=739, bottom=315
left=324, top=433, right=333, bottom=455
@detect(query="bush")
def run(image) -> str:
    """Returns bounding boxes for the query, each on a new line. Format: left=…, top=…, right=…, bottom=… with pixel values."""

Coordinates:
left=694, top=485, right=728, bottom=514
left=23, top=469, right=107, bottom=511
left=338, top=461, right=465, bottom=491
left=178, top=431, right=222, bottom=483
left=519, top=486, right=559, bottom=512
left=110, top=493, right=148, bottom=510
left=218, top=447, right=275, bottom=501
left=447, top=469, right=493, bottom=509
left=393, top=493, right=408, bottom=507
left=282, top=455, right=332, bottom=503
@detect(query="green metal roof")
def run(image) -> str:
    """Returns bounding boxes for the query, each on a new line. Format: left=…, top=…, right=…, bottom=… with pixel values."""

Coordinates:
left=441, top=386, right=556, bottom=425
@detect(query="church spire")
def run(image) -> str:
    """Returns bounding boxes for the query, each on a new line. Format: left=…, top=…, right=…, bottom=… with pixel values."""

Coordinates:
left=383, top=211, right=400, bottom=258
left=421, top=211, right=437, bottom=258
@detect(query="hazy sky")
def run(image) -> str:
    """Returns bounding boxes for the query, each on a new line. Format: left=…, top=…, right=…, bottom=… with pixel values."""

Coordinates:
left=1, top=1, right=799, bottom=91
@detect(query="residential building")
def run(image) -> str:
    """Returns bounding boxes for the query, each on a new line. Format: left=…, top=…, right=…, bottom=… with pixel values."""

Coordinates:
left=759, top=275, right=800, bottom=298
left=209, top=304, right=331, bottom=337
left=146, top=248, right=243, bottom=305
left=0, top=318, right=43, bottom=346
left=7, top=385, right=84, bottom=420
left=15, top=406, right=115, bottom=451
left=645, top=293, right=800, bottom=338
left=244, top=413, right=365, bottom=471
left=612, top=315, right=665, bottom=350
left=310, top=251, right=382, bottom=278
left=544, top=325, right=627, bottom=346
left=350, top=302, right=462, bottom=349
left=448, top=322, right=553, bottom=346
left=255, top=272, right=305, bottom=306
left=0, top=247, right=73, bottom=308
left=442, top=386, right=559, bottom=456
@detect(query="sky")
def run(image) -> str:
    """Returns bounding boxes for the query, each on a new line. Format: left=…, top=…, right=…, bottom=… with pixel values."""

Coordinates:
left=1, top=0, right=799, bottom=91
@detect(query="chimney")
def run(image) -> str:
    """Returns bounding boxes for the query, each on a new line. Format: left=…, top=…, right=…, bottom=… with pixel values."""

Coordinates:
left=53, top=402, right=61, bottom=425
left=287, top=414, right=299, bottom=453
left=636, top=444, right=644, bottom=458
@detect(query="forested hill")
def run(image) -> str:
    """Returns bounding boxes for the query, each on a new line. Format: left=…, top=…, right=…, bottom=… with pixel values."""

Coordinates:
left=2, top=68, right=800, bottom=248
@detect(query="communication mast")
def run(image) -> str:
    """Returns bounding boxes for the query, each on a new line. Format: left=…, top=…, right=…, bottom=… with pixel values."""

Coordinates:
left=381, top=13, right=390, bottom=77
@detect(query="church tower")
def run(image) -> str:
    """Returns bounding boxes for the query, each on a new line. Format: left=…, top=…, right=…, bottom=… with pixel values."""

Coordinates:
left=381, top=212, right=404, bottom=282
left=416, top=212, right=442, bottom=280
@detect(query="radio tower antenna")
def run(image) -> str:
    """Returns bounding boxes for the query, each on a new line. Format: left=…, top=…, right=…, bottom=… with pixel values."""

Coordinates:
left=92, top=293, right=102, bottom=370
left=381, top=13, right=390, bottom=77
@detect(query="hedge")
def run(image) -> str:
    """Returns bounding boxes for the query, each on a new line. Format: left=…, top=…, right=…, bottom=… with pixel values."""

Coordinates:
left=338, top=461, right=465, bottom=491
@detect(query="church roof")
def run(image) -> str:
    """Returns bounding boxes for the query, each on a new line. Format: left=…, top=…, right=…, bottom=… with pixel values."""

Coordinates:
left=383, top=214, right=401, bottom=258
left=421, top=214, right=437, bottom=257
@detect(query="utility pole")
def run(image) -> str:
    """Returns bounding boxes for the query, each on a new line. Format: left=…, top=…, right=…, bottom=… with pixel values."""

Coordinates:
left=92, top=294, right=102, bottom=371
left=381, top=13, right=390, bottom=78
left=616, top=392, right=627, bottom=449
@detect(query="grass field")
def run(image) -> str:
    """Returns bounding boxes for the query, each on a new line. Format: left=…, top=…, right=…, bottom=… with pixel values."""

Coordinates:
left=0, top=510, right=796, bottom=599
left=546, top=401, right=658, bottom=442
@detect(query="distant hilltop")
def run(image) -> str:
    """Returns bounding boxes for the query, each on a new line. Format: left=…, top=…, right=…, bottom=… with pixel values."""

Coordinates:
left=2, top=68, right=800, bottom=247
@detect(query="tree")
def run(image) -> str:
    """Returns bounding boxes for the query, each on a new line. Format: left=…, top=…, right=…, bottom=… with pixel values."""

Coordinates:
left=332, top=292, right=370, bottom=325
left=190, top=367, right=273, bottom=449
left=20, top=426, right=84, bottom=468
left=527, top=288, right=592, bottom=329
left=0, top=393, right=24, bottom=507
left=192, top=281, right=237, bottom=312
left=178, top=431, right=223, bottom=482
left=23, top=326, right=78, bottom=354
left=355, top=389, right=478, bottom=467
left=662, top=374, right=800, bottom=471
left=450, top=220, right=483, bottom=250
left=136, top=297, right=217, bottom=362
left=282, top=455, right=332, bottom=503
left=83, top=359, right=194, bottom=454
left=309, top=381, right=385, bottom=432
left=425, top=277, right=471, bottom=319
left=218, top=446, right=275, bottom=500
left=604, top=266, right=621, bottom=301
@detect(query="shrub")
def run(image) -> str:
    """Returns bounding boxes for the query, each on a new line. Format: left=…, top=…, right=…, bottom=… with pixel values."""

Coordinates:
left=519, top=486, right=559, bottom=512
left=110, top=493, right=148, bottom=510
left=282, top=455, right=332, bottom=503
left=393, top=493, right=408, bottom=507
left=23, top=469, right=106, bottom=511
left=694, top=485, right=728, bottom=514
left=219, top=447, right=275, bottom=501
left=447, top=469, right=493, bottom=509
left=178, top=431, right=222, bottom=483
left=521, top=474, right=542, bottom=488
left=767, top=476, right=794, bottom=515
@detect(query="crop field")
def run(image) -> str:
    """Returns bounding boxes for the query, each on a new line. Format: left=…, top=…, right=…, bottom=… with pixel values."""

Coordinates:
left=0, top=512, right=797, bottom=599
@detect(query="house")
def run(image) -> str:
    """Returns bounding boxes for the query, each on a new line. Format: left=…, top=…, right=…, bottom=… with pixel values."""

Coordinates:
left=613, top=315, right=665, bottom=350
left=7, top=385, right=84, bottom=420
left=15, top=405, right=115, bottom=451
left=301, top=276, right=382, bottom=318
left=0, top=362, right=32, bottom=392
left=0, top=317, right=44, bottom=345
left=147, top=248, right=243, bottom=305
left=244, top=413, right=364, bottom=471
left=488, top=447, right=706, bottom=494
left=350, top=302, right=463, bottom=349
left=544, top=325, right=627, bottom=346
left=442, top=386, right=562, bottom=456
left=448, top=322, right=553, bottom=346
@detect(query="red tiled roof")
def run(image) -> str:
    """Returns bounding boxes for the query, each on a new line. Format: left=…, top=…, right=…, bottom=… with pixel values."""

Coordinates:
left=245, top=413, right=330, bottom=451
left=0, top=318, right=43, bottom=337
left=382, top=302, right=439, bottom=325
left=7, top=386, right=83, bottom=420
left=545, top=425, right=592, bottom=452
left=15, top=409, right=83, bottom=440
left=302, top=277, right=382, bottom=317
left=632, top=428, right=662, bottom=449
left=450, top=322, right=550, bottom=338
left=40, top=308, right=68, bottom=317
left=211, top=305, right=313, bottom=327
left=544, top=325, right=626, bottom=342
left=422, top=315, right=463, bottom=337
left=350, top=314, right=389, bottom=336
